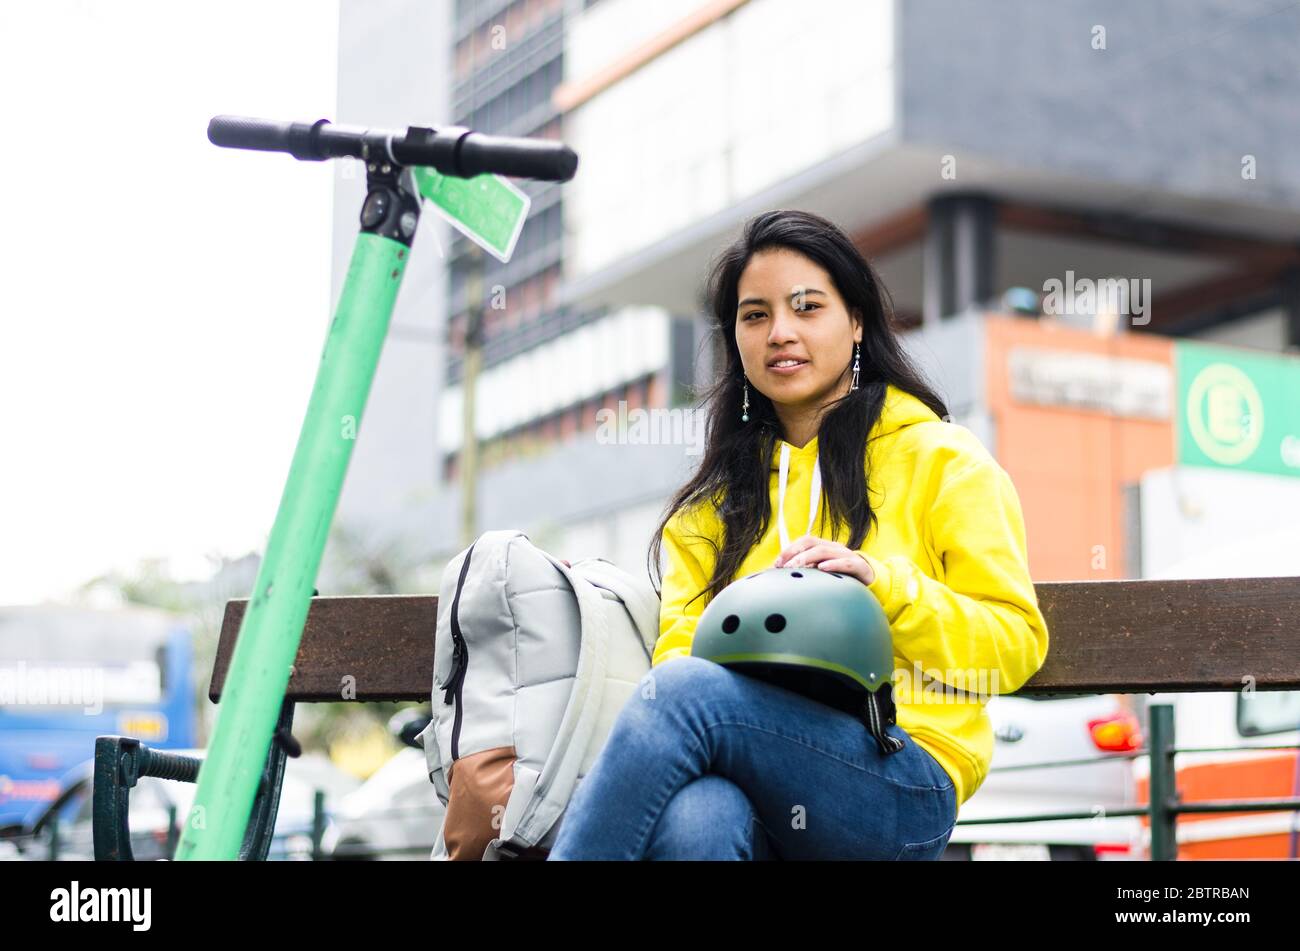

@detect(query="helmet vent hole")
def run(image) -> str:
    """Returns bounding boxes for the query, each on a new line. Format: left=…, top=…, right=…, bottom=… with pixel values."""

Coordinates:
left=722, top=614, right=741, bottom=634
left=790, top=571, right=803, bottom=578
left=764, top=613, right=786, bottom=633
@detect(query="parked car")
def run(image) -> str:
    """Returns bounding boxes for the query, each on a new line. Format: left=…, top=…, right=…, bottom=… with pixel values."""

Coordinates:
left=944, top=692, right=1144, bottom=860
left=322, top=746, right=444, bottom=860
left=320, top=710, right=443, bottom=860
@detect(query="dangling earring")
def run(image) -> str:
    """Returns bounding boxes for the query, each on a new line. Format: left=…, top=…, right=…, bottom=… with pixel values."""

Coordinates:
left=850, top=342, right=860, bottom=392
left=741, top=375, right=750, bottom=422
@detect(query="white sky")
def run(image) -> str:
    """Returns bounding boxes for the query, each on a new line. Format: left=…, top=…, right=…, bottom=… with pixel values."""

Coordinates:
left=0, top=1, right=341, bottom=603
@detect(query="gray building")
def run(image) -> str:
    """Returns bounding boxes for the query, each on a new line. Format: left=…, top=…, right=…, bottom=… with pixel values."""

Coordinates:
left=329, top=0, right=1300, bottom=590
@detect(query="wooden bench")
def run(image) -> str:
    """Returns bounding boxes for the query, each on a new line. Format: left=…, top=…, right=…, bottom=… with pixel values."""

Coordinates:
left=94, top=576, right=1300, bottom=860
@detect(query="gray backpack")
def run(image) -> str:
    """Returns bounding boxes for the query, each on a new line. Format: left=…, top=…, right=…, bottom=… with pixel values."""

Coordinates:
left=415, top=529, right=660, bottom=860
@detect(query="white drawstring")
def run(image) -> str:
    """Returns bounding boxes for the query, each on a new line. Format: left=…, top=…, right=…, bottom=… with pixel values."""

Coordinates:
left=777, top=442, right=822, bottom=552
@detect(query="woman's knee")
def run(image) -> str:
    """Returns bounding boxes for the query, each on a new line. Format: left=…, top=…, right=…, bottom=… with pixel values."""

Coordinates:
left=639, top=654, right=731, bottom=706
left=645, top=775, right=767, bottom=860
left=620, top=656, right=736, bottom=737
left=596, top=657, right=726, bottom=760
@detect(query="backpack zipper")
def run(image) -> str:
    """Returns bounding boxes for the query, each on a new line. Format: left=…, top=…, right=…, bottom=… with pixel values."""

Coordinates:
left=443, top=541, right=475, bottom=761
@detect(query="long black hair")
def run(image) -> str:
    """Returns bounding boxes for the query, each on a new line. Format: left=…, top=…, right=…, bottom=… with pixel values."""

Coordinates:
left=647, top=209, right=949, bottom=612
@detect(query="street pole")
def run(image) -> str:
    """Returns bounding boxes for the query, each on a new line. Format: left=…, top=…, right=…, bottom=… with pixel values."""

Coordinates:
left=460, top=244, right=484, bottom=548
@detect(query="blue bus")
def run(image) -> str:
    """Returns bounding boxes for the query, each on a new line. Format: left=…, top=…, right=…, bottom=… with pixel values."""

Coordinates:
left=0, top=604, right=197, bottom=832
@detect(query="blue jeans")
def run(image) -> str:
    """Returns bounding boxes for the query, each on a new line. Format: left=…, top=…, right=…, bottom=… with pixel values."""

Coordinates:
left=547, top=655, right=957, bottom=860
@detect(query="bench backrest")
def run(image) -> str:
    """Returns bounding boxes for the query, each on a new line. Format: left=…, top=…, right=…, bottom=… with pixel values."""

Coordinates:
left=210, top=576, right=1300, bottom=702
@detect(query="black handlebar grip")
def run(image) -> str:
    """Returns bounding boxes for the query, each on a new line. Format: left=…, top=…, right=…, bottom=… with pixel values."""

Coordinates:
left=457, top=132, right=579, bottom=182
left=208, top=115, right=331, bottom=161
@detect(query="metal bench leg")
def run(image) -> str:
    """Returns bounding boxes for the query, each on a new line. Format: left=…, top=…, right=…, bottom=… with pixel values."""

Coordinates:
left=239, top=699, right=298, bottom=860
left=93, top=698, right=298, bottom=861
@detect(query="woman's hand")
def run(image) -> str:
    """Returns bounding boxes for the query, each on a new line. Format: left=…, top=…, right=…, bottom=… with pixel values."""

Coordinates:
left=774, top=534, right=876, bottom=587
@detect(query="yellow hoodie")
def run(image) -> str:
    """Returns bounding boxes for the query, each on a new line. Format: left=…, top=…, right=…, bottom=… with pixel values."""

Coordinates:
left=653, top=383, right=1050, bottom=809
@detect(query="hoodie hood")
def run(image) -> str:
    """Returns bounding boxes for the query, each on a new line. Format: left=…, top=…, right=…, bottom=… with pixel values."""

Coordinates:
left=769, top=384, right=942, bottom=469
left=873, top=383, right=944, bottom=436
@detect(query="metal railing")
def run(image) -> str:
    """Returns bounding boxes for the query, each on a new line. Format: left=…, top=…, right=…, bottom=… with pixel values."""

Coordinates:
left=952, top=704, right=1300, bottom=860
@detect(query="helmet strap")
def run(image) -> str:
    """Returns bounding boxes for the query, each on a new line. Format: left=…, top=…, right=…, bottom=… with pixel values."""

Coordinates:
left=861, top=684, right=905, bottom=755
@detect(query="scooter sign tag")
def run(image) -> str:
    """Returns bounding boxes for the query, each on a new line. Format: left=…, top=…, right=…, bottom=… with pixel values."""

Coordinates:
left=413, top=166, right=530, bottom=262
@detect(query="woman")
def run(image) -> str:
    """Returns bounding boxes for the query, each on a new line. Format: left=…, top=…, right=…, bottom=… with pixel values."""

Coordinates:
left=547, top=209, right=1049, bottom=860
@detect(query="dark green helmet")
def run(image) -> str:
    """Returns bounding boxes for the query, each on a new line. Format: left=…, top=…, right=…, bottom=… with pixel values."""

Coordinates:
left=691, top=566, right=904, bottom=754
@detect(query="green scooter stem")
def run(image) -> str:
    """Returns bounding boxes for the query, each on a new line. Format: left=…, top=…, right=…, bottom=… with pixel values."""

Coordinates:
left=174, top=232, right=406, bottom=860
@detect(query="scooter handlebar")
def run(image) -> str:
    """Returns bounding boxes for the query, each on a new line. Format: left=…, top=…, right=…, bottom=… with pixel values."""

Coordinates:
left=208, top=114, right=579, bottom=182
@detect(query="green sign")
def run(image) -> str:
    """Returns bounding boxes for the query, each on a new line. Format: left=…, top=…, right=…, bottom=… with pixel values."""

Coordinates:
left=413, top=166, right=529, bottom=262
left=1176, top=340, right=1300, bottom=477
